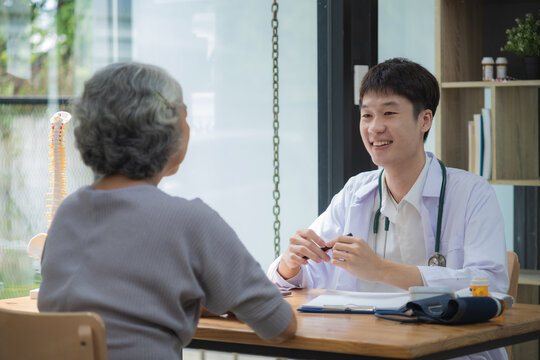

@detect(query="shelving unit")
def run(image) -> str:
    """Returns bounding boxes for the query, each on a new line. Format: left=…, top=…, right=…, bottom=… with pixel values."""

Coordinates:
left=434, top=2, right=540, bottom=357
left=439, top=80, right=540, bottom=185
left=435, top=0, right=540, bottom=288
left=435, top=0, right=540, bottom=185
left=520, top=270, right=540, bottom=287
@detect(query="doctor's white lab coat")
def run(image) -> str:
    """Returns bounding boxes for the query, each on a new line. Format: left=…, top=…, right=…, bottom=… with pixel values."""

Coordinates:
left=268, top=152, right=509, bottom=294
left=268, top=152, right=509, bottom=360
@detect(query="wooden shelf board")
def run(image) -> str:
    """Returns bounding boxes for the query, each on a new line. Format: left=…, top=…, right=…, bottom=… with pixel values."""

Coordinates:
left=519, top=270, right=540, bottom=286
left=489, top=179, right=540, bottom=187
left=442, top=80, right=540, bottom=89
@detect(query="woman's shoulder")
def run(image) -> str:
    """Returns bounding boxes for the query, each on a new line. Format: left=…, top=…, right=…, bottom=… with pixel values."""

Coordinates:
left=154, top=190, right=214, bottom=214
left=150, top=190, right=226, bottom=226
left=55, top=185, right=93, bottom=209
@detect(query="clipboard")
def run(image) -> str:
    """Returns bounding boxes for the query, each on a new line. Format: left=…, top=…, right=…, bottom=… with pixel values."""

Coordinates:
left=297, top=289, right=409, bottom=314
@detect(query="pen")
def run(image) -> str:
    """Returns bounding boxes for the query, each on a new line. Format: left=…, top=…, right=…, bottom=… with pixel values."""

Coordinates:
left=280, top=290, right=292, bottom=296
left=302, top=233, right=353, bottom=260
left=302, top=246, right=332, bottom=260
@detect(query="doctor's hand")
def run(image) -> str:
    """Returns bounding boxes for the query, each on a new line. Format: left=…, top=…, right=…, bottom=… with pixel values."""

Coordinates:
left=327, top=235, right=424, bottom=290
left=326, top=235, right=384, bottom=283
left=277, top=229, right=331, bottom=280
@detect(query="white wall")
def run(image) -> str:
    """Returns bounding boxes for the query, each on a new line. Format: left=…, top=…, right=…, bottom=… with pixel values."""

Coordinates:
left=378, top=0, right=514, bottom=250
left=131, top=0, right=318, bottom=270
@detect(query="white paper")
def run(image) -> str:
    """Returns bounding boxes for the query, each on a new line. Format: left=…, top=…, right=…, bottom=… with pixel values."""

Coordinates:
left=301, top=289, right=410, bottom=311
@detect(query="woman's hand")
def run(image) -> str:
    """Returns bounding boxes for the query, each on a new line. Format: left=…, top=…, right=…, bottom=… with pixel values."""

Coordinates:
left=200, top=305, right=219, bottom=317
left=200, top=305, right=236, bottom=319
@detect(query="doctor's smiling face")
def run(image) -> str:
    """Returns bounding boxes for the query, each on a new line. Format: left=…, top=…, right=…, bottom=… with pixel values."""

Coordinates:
left=359, top=91, right=432, bottom=172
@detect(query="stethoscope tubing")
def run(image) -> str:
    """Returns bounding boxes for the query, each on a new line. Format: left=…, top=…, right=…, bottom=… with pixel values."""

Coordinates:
left=374, top=158, right=447, bottom=265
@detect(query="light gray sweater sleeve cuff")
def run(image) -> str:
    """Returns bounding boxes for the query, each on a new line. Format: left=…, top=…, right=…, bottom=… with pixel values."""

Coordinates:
left=244, top=297, right=294, bottom=340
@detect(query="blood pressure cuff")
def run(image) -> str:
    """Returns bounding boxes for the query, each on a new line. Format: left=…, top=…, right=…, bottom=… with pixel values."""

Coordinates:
left=375, top=294, right=503, bottom=325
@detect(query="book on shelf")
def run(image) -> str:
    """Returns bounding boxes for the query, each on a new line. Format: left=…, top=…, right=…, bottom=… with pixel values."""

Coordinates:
left=481, top=108, right=492, bottom=180
left=467, top=110, right=492, bottom=179
left=473, top=113, right=483, bottom=176
left=468, top=120, right=475, bottom=173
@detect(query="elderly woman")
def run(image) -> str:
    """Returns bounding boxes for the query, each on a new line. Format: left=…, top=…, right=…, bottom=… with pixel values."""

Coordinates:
left=38, top=62, right=296, bottom=359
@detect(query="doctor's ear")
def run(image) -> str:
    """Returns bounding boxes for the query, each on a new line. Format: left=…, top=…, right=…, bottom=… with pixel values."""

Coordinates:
left=419, top=109, right=433, bottom=132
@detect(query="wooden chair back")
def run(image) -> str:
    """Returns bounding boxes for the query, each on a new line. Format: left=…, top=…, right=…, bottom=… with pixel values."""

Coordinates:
left=507, top=250, right=520, bottom=300
left=0, top=307, right=107, bottom=360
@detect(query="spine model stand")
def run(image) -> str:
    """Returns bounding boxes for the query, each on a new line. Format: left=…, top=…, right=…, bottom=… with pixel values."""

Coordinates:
left=27, top=111, right=72, bottom=260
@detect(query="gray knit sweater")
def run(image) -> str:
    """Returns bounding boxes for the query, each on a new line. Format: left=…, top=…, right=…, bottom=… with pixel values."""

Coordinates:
left=38, top=185, right=292, bottom=359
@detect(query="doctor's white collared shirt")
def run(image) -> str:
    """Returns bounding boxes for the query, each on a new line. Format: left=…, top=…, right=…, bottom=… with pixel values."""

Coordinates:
left=374, top=154, right=432, bottom=282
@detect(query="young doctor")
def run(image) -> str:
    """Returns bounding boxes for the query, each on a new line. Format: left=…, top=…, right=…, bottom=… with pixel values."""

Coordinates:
left=268, top=58, right=508, bottom=360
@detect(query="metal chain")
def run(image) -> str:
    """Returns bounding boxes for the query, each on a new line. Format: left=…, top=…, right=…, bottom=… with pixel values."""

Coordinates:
left=271, top=0, right=281, bottom=259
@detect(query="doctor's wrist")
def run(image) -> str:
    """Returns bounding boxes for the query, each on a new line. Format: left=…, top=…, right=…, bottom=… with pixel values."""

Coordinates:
left=374, top=257, right=392, bottom=284
left=278, top=260, right=301, bottom=280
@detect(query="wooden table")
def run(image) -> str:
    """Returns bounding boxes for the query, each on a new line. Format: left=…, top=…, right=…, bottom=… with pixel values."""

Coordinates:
left=1, top=289, right=540, bottom=360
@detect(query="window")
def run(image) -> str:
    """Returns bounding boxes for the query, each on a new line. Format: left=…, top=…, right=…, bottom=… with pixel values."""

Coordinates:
left=0, top=0, right=94, bottom=298
left=0, top=0, right=317, bottom=299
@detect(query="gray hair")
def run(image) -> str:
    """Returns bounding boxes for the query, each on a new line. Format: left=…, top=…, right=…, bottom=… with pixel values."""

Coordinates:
left=73, top=62, right=185, bottom=179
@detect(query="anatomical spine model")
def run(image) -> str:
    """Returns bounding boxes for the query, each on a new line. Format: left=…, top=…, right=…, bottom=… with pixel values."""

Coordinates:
left=27, top=111, right=72, bottom=260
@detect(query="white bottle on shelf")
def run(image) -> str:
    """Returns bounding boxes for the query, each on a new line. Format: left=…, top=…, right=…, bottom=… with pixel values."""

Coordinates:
left=481, top=57, right=495, bottom=81
left=496, top=57, right=507, bottom=79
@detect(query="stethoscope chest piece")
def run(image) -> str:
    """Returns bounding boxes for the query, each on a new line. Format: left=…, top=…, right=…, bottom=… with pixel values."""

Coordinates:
left=428, top=252, right=446, bottom=267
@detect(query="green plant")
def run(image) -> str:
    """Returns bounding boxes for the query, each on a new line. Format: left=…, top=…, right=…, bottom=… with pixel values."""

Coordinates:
left=501, top=10, right=540, bottom=57
left=0, top=0, right=77, bottom=96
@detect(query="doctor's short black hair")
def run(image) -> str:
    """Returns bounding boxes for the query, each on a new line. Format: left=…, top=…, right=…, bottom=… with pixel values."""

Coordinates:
left=359, top=58, right=440, bottom=141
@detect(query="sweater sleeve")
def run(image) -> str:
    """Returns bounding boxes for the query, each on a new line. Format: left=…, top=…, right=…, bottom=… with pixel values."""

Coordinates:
left=190, top=201, right=293, bottom=340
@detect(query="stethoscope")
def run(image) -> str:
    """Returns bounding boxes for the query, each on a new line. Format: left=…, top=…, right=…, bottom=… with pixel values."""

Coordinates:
left=373, top=159, right=447, bottom=267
